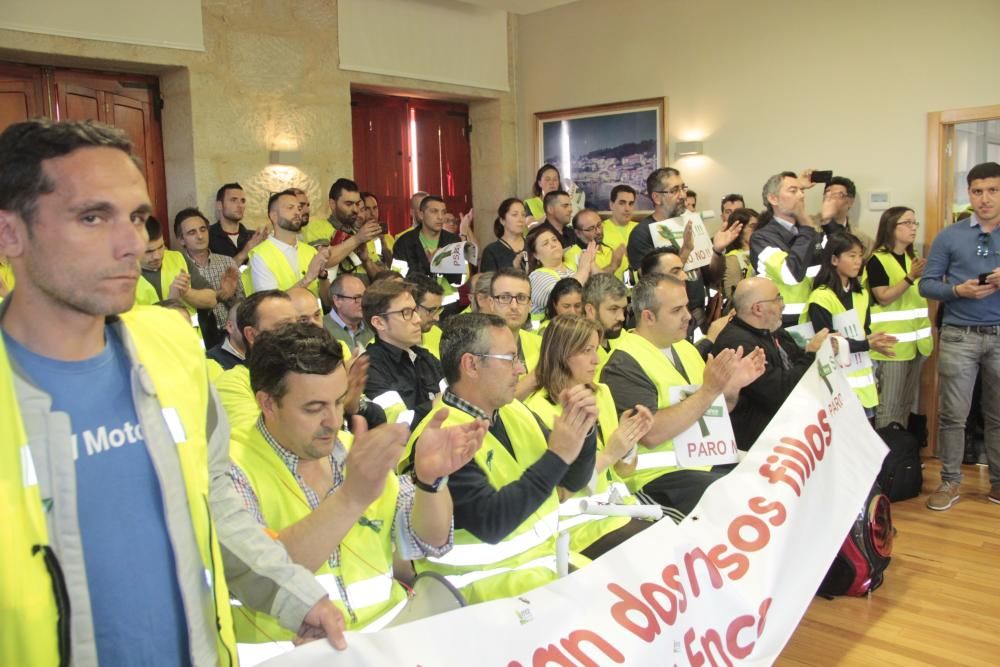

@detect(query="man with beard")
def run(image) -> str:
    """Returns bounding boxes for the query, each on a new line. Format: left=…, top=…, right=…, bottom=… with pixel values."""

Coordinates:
left=601, top=273, right=765, bottom=518
left=303, top=179, right=382, bottom=281
left=627, top=168, right=739, bottom=333
left=582, top=273, right=627, bottom=374
left=210, top=181, right=268, bottom=263
left=565, top=207, right=626, bottom=277
left=246, top=190, right=331, bottom=308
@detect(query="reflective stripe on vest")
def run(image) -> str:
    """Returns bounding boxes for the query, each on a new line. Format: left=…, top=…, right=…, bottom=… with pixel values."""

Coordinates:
left=315, top=573, right=394, bottom=609
left=429, top=509, right=559, bottom=567
left=609, top=332, right=710, bottom=491
left=869, top=251, right=934, bottom=360
left=523, top=382, right=634, bottom=551
left=870, top=307, right=929, bottom=323
left=120, top=307, right=238, bottom=662
left=247, top=239, right=319, bottom=296
left=636, top=450, right=679, bottom=470
left=443, top=555, right=558, bottom=591
left=757, top=245, right=816, bottom=315
left=801, top=287, right=878, bottom=408
left=229, top=425, right=404, bottom=637
left=408, top=401, right=562, bottom=603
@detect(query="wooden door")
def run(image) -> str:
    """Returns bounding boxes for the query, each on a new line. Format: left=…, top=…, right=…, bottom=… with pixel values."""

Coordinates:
left=50, top=69, right=168, bottom=237
left=0, top=63, right=48, bottom=132
left=352, top=93, right=410, bottom=235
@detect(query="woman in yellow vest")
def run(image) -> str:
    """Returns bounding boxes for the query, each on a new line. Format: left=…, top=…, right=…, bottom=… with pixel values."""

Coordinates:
left=720, top=208, right=759, bottom=307
left=524, top=163, right=562, bottom=222
left=526, top=226, right=594, bottom=316
left=525, top=316, right=653, bottom=557
left=800, top=232, right=897, bottom=416
left=867, top=206, right=933, bottom=429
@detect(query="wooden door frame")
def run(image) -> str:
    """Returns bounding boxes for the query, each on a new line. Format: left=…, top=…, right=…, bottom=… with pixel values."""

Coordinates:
left=923, top=103, right=1000, bottom=453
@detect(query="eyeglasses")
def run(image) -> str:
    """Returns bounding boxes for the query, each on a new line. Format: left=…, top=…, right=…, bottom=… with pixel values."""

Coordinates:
left=754, top=294, right=785, bottom=306
left=492, top=293, right=530, bottom=305
left=334, top=293, right=363, bottom=303
left=823, top=192, right=850, bottom=201
left=654, top=184, right=688, bottom=196
left=977, top=232, right=993, bottom=258
left=417, top=303, right=443, bottom=318
left=378, top=307, right=418, bottom=321
left=576, top=225, right=600, bottom=234
left=475, top=353, right=526, bottom=371
left=897, top=220, right=920, bottom=228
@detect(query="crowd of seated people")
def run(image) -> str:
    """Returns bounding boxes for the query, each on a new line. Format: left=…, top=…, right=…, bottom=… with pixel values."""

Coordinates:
left=5, top=117, right=998, bottom=664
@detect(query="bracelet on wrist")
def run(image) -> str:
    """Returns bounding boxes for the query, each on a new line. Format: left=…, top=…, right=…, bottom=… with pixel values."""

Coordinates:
left=904, top=276, right=915, bottom=285
left=412, top=473, right=448, bottom=494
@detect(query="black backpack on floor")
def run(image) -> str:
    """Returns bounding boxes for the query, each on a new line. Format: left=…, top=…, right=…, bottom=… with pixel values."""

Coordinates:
left=876, top=423, right=923, bottom=502
left=818, top=483, right=893, bottom=597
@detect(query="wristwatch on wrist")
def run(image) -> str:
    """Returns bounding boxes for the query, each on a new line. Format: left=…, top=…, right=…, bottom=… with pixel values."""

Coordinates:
left=317, top=269, right=329, bottom=280
left=413, top=473, right=448, bottom=493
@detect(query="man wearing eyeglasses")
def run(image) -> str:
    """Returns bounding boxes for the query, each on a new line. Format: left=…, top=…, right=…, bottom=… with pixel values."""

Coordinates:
left=407, top=273, right=446, bottom=358
left=404, top=312, right=597, bottom=603
left=628, top=168, right=739, bottom=335
left=711, top=277, right=830, bottom=449
left=921, top=161, right=1000, bottom=511
left=487, top=267, right=542, bottom=399
left=361, top=279, right=444, bottom=427
left=324, top=273, right=374, bottom=352
left=750, top=170, right=824, bottom=327
left=565, top=207, right=627, bottom=278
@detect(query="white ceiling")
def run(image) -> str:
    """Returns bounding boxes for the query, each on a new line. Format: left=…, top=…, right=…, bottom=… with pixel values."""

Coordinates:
left=455, top=0, right=579, bottom=15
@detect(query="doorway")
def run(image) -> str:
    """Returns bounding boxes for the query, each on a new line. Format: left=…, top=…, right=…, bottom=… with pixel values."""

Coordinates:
left=351, top=91, right=472, bottom=236
left=922, top=104, right=1000, bottom=453
left=0, top=61, right=168, bottom=236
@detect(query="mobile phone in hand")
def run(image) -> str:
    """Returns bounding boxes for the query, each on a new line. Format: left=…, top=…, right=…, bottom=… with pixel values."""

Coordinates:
left=810, top=170, right=833, bottom=183
left=979, top=272, right=991, bottom=285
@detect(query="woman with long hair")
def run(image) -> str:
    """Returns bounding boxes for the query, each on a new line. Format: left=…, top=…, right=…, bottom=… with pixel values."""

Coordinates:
left=479, top=197, right=528, bottom=273
left=867, top=206, right=932, bottom=428
left=526, top=225, right=595, bottom=314
left=801, top=232, right=896, bottom=414
left=524, top=164, right=562, bottom=221
left=720, top=208, right=759, bottom=304
left=543, top=277, right=583, bottom=322
left=525, top=315, right=654, bottom=558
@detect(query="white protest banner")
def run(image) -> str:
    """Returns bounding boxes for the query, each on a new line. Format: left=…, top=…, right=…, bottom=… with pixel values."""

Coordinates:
left=430, top=241, right=474, bottom=274
left=649, top=212, right=713, bottom=271
left=263, top=340, right=885, bottom=667
left=831, top=309, right=872, bottom=373
left=668, top=384, right=739, bottom=467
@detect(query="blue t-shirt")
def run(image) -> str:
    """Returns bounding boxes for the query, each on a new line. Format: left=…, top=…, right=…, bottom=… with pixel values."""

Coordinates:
left=5, top=327, right=190, bottom=666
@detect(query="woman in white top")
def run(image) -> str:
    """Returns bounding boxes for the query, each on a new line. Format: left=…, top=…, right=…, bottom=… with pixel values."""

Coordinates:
left=526, top=225, right=595, bottom=314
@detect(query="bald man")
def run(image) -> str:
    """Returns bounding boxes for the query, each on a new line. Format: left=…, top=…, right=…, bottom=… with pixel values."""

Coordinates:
left=710, top=277, right=829, bottom=449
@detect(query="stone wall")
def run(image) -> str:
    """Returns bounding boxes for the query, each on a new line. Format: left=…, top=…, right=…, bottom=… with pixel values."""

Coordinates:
left=0, top=0, right=517, bottom=248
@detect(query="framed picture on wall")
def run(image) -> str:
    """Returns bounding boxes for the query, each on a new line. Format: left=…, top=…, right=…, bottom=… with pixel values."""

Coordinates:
left=535, top=98, right=667, bottom=214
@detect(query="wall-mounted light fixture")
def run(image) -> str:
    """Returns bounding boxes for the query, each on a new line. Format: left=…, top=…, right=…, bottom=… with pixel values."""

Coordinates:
left=675, top=141, right=704, bottom=159
left=269, top=149, right=302, bottom=166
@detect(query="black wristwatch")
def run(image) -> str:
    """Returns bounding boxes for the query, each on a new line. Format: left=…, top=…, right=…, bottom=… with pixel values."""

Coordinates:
left=317, top=269, right=329, bottom=280
left=413, top=473, right=448, bottom=493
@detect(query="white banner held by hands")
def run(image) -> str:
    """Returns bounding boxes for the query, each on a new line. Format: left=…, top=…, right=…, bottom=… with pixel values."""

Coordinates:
left=263, top=339, right=885, bottom=667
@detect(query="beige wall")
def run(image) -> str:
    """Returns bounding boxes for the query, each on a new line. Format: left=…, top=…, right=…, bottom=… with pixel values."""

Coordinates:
left=0, top=0, right=517, bottom=248
left=515, top=0, right=1000, bottom=240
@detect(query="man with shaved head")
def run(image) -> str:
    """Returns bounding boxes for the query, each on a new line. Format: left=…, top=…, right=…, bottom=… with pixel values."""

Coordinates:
left=711, top=276, right=829, bottom=449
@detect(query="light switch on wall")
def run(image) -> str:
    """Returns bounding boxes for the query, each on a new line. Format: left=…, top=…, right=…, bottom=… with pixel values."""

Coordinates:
left=868, top=190, right=891, bottom=211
